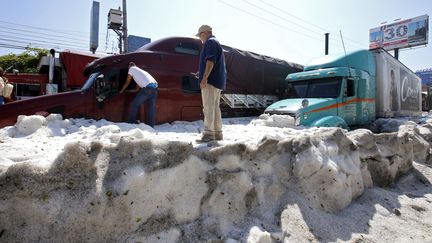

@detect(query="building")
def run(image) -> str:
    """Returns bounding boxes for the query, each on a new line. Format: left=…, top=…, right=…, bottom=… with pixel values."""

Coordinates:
left=416, top=68, right=432, bottom=88
left=128, top=35, right=151, bottom=52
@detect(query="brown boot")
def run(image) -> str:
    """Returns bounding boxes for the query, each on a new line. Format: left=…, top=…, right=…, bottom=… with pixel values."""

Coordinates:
left=215, top=132, right=223, bottom=141
left=196, top=133, right=215, bottom=143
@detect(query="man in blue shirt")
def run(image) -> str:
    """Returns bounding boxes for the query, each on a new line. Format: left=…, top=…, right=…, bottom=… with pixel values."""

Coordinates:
left=195, top=25, right=227, bottom=142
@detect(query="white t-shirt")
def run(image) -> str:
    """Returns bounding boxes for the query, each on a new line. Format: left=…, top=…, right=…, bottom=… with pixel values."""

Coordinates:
left=128, top=66, right=157, bottom=88
left=0, top=77, right=4, bottom=95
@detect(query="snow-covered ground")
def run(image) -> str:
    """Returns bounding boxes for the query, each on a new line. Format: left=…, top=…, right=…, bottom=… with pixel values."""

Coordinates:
left=0, top=114, right=431, bottom=242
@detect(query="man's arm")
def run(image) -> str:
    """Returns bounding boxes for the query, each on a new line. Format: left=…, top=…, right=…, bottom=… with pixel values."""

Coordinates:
left=200, top=60, right=214, bottom=89
left=120, top=74, right=133, bottom=93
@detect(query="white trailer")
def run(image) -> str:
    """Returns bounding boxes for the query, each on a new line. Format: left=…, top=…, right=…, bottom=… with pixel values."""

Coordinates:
left=373, top=49, right=422, bottom=117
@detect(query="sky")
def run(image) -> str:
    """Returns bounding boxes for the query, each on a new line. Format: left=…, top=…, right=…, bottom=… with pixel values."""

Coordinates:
left=0, top=0, right=431, bottom=72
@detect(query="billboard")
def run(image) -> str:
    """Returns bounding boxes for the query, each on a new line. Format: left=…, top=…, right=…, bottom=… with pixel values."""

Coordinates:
left=369, top=15, right=429, bottom=50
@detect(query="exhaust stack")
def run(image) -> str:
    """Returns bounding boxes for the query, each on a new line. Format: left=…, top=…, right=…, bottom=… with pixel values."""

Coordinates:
left=325, top=33, right=329, bottom=55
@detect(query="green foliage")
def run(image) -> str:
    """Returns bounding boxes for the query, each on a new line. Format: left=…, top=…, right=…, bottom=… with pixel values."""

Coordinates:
left=0, top=47, right=49, bottom=73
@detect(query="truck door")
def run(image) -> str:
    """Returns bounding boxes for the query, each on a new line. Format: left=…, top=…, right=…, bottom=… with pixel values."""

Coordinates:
left=339, top=78, right=357, bottom=125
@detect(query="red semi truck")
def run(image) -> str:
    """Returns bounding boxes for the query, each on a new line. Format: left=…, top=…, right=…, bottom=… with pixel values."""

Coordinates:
left=4, top=50, right=104, bottom=100
left=0, top=37, right=302, bottom=127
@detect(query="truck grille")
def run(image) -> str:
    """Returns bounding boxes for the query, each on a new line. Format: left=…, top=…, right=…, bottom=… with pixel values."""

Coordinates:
left=265, top=110, right=296, bottom=117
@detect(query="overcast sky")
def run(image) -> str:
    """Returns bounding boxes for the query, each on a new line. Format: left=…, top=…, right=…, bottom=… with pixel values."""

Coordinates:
left=0, top=0, right=430, bottom=71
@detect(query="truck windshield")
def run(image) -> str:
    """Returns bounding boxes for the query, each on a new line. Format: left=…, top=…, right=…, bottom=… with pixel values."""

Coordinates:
left=288, top=77, right=342, bottom=98
left=81, top=72, right=101, bottom=92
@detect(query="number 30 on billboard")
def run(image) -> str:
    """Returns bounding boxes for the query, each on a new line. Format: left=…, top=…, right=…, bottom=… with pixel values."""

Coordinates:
left=369, top=14, right=429, bottom=51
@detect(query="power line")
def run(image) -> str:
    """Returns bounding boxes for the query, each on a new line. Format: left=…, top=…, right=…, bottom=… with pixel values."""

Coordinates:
left=0, top=37, right=90, bottom=52
left=256, top=0, right=365, bottom=48
left=240, top=0, right=324, bottom=38
left=240, top=0, right=354, bottom=49
left=218, top=0, right=368, bottom=51
left=0, top=39, right=108, bottom=54
left=0, top=38, right=114, bottom=55
left=0, top=20, right=118, bottom=54
left=2, top=31, right=90, bottom=47
left=1, top=31, right=112, bottom=51
left=0, top=31, right=113, bottom=51
left=0, top=36, right=92, bottom=51
left=0, top=32, right=115, bottom=54
left=216, top=0, right=325, bottom=44
left=0, top=20, right=107, bottom=38
left=0, top=20, right=115, bottom=52
left=0, top=24, right=109, bottom=44
left=258, top=0, right=332, bottom=33
left=246, top=0, right=364, bottom=48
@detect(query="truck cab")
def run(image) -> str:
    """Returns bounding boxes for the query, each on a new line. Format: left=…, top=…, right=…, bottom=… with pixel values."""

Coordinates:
left=265, top=50, right=376, bottom=128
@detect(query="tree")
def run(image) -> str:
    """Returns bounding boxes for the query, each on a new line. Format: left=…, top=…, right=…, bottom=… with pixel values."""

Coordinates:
left=0, top=47, right=49, bottom=73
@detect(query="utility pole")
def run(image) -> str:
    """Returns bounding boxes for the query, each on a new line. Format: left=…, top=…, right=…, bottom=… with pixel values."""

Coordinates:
left=122, top=0, right=128, bottom=53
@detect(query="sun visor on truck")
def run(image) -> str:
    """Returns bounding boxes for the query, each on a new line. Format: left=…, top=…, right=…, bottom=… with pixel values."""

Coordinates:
left=304, top=50, right=376, bottom=77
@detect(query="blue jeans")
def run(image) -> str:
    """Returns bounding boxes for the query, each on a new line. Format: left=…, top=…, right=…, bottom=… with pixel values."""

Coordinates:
left=0, top=96, right=4, bottom=105
left=127, top=85, right=158, bottom=127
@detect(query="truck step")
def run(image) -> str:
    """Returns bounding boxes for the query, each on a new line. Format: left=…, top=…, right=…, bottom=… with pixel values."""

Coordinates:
left=221, top=94, right=278, bottom=109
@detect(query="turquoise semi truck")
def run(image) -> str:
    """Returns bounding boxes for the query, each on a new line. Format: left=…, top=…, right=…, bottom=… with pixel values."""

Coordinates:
left=264, top=48, right=422, bottom=128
